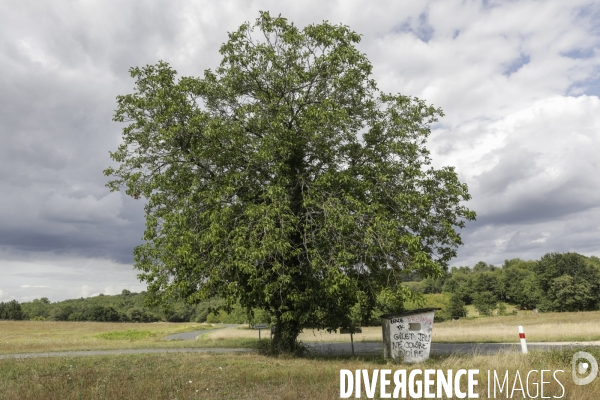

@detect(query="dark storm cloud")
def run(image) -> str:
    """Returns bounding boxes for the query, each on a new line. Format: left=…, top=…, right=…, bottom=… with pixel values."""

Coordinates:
left=0, top=0, right=233, bottom=301
left=455, top=205, right=600, bottom=267
left=0, top=1, right=188, bottom=264
left=476, top=189, right=600, bottom=226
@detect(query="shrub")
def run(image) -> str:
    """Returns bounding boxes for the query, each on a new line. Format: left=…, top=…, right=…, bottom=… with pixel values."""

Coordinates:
left=472, top=291, right=497, bottom=316
left=447, top=293, right=467, bottom=319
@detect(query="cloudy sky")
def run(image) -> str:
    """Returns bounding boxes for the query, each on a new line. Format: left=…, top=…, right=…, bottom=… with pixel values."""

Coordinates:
left=1, top=0, right=599, bottom=302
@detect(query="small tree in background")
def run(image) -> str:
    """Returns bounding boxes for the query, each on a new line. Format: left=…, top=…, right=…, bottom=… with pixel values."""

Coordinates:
left=472, top=291, right=497, bottom=317
left=497, top=302, right=507, bottom=315
left=447, top=293, right=467, bottom=319
left=0, top=300, right=24, bottom=320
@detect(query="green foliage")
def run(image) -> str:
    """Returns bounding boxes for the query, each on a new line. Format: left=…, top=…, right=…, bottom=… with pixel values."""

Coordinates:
left=0, top=300, right=24, bottom=320
left=548, top=274, right=596, bottom=312
left=415, top=252, right=600, bottom=316
left=85, top=305, right=121, bottom=322
left=20, top=292, right=159, bottom=323
left=162, top=302, right=194, bottom=322
left=500, top=259, right=541, bottom=309
left=49, top=305, right=74, bottom=321
left=447, top=293, right=467, bottom=319
left=18, top=292, right=273, bottom=325
left=471, top=272, right=501, bottom=299
left=534, top=253, right=600, bottom=311
left=205, top=308, right=247, bottom=324
left=473, top=261, right=495, bottom=273
left=126, top=307, right=159, bottom=323
left=472, top=291, right=497, bottom=316
left=96, top=330, right=157, bottom=340
left=21, top=298, right=51, bottom=320
left=420, top=278, right=444, bottom=294
left=105, top=12, right=474, bottom=353
left=13, top=252, right=598, bottom=326
left=497, top=302, right=508, bottom=316
left=442, top=268, right=474, bottom=304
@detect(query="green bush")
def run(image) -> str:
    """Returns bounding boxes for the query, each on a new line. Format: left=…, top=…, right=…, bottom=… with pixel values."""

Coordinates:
left=0, top=300, right=24, bottom=320
left=447, top=293, right=467, bottom=319
left=472, top=291, right=497, bottom=316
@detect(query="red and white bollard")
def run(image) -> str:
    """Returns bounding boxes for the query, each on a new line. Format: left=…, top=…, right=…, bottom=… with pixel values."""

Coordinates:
left=518, top=325, right=528, bottom=354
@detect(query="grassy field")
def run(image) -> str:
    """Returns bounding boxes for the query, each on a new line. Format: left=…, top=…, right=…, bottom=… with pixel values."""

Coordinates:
left=0, top=321, right=223, bottom=355
left=201, top=310, right=600, bottom=345
left=432, top=310, right=600, bottom=343
left=1, top=348, right=598, bottom=399
left=2, top=310, right=600, bottom=356
left=2, top=314, right=600, bottom=399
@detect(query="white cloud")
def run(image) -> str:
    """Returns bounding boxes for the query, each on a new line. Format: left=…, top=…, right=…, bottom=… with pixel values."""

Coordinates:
left=370, top=1, right=600, bottom=124
left=80, top=285, right=96, bottom=298
left=0, top=250, right=146, bottom=302
left=444, top=95, right=600, bottom=265
left=463, top=95, right=600, bottom=219
left=0, top=289, right=13, bottom=302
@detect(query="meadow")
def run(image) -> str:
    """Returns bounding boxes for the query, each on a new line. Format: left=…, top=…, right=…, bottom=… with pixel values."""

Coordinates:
left=2, top=310, right=600, bottom=356
left=200, top=310, right=600, bottom=345
left=1, top=348, right=598, bottom=399
left=2, top=312, right=600, bottom=399
left=0, top=321, right=223, bottom=354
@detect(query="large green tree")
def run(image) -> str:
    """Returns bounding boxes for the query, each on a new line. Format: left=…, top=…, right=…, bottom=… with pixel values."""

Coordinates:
left=105, top=12, right=475, bottom=353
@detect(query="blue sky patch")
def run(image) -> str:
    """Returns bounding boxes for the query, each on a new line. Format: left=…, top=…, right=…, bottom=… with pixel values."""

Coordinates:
left=503, top=53, right=530, bottom=76
left=394, top=12, right=434, bottom=43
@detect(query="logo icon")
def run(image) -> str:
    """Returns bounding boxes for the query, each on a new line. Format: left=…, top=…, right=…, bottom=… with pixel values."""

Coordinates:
left=572, top=351, right=598, bottom=386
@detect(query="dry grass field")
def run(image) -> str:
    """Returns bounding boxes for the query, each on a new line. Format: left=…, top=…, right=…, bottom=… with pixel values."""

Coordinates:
left=2, top=313, right=600, bottom=399
left=1, top=348, right=598, bottom=399
left=432, top=310, right=600, bottom=343
left=0, top=321, right=222, bottom=355
left=202, top=310, right=600, bottom=345
left=2, top=310, right=600, bottom=356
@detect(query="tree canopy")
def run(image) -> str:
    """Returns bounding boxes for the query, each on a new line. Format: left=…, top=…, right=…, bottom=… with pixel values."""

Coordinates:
left=105, top=12, right=475, bottom=352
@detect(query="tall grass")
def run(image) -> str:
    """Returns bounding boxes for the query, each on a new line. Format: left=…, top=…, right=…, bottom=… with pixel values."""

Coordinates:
left=201, top=310, right=600, bottom=344
left=432, top=310, right=600, bottom=343
left=0, top=348, right=598, bottom=399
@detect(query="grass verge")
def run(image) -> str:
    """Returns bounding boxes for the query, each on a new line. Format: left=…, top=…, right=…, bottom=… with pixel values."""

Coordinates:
left=0, top=348, right=598, bottom=399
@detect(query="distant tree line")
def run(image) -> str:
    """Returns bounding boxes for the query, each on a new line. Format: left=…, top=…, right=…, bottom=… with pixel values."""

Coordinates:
left=1, top=290, right=270, bottom=324
left=2, top=252, right=598, bottom=323
left=0, top=299, right=24, bottom=320
left=407, top=252, right=600, bottom=317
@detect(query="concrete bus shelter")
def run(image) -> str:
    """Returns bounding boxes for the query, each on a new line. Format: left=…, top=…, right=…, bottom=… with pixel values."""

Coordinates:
left=381, top=308, right=440, bottom=363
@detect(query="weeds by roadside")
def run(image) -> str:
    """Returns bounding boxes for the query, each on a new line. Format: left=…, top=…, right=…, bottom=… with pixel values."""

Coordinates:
left=1, top=348, right=598, bottom=399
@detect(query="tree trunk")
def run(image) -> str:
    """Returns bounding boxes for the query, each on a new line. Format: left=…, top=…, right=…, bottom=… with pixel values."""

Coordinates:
left=270, top=318, right=302, bottom=354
